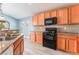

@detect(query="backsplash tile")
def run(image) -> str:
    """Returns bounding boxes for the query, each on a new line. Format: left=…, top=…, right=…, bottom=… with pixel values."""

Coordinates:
left=33, top=25, right=79, bottom=33
left=58, top=25, right=79, bottom=33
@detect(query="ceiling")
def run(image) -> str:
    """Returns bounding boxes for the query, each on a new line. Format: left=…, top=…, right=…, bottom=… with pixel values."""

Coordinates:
left=1, top=3, right=75, bottom=20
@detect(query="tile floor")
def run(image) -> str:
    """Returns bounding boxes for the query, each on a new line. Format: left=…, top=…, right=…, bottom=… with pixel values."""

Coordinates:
left=23, top=38, right=71, bottom=55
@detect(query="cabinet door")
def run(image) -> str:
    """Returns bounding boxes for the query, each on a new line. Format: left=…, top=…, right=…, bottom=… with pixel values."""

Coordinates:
left=65, top=39, right=69, bottom=52
left=20, top=40, right=24, bottom=54
left=36, top=32, right=43, bottom=45
left=13, top=37, right=22, bottom=50
left=32, top=15, right=38, bottom=25
left=44, top=12, right=50, bottom=19
left=13, top=44, right=21, bottom=55
left=30, top=32, right=36, bottom=42
left=50, top=10, right=57, bottom=17
left=57, top=37, right=66, bottom=51
left=68, top=40, right=77, bottom=54
left=57, top=37, right=61, bottom=49
left=38, top=13, right=45, bottom=25
left=57, top=8, right=68, bottom=24
left=69, top=5, right=79, bottom=24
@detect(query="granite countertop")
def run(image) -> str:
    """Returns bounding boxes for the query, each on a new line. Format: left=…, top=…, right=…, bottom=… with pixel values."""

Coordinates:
left=0, top=34, right=23, bottom=54
left=57, top=31, right=79, bottom=35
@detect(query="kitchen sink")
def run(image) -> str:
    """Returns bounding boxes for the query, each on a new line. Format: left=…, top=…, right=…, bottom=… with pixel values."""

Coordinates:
left=0, top=38, right=3, bottom=41
left=0, top=34, right=19, bottom=41
left=5, top=36, right=16, bottom=40
left=0, top=36, right=5, bottom=41
left=5, top=35, right=19, bottom=41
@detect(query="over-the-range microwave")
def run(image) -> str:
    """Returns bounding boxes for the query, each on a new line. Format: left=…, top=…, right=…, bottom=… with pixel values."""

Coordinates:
left=44, top=17, right=57, bottom=25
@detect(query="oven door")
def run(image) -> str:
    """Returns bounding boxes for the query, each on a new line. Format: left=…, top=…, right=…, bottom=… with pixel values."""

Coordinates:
left=43, top=32, right=57, bottom=49
left=43, top=31, right=56, bottom=41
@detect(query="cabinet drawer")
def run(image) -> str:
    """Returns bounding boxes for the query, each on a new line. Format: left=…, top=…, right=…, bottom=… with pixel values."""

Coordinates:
left=67, top=35, right=77, bottom=40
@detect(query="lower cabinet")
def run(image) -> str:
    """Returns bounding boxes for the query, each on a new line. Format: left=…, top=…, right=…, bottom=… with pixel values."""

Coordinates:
left=57, top=33, right=79, bottom=54
left=13, top=36, right=24, bottom=55
left=30, top=31, right=36, bottom=42
left=20, top=40, right=24, bottom=54
left=68, top=40, right=79, bottom=54
left=57, top=37, right=66, bottom=51
left=13, top=44, right=21, bottom=55
left=36, top=32, right=43, bottom=45
left=65, top=39, right=69, bottom=52
left=30, top=31, right=43, bottom=45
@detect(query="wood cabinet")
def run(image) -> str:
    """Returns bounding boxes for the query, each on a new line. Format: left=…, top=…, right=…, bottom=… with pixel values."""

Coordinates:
left=68, top=35, right=79, bottom=54
left=65, top=39, right=69, bottom=52
left=68, top=39, right=77, bottom=54
left=32, top=4, right=79, bottom=25
left=44, top=11, right=51, bottom=19
left=13, top=36, right=24, bottom=55
left=30, top=31, right=36, bottom=42
left=57, top=33, right=79, bottom=54
left=14, top=44, right=21, bottom=55
left=50, top=10, right=57, bottom=17
left=30, top=31, right=43, bottom=45
left=38, top=13, right=45, bottom=25
left=69, top=4, right=79, bottom=24
left=57, top=8, right=69, bottom=24
left=20, top=40, right=24, bottom=54
left=32, top=15, right=38, bottom=25
left=13, top=37, right=22, bottom=50
left=57, top=35, right=66, bottom=51
left=36, top=32, right=43, bottom=45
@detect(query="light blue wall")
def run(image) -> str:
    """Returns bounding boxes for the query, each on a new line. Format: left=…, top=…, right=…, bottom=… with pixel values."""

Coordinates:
left=19, top=16, right=34, bottom=39
left=3, top=14, right=19, bottom=29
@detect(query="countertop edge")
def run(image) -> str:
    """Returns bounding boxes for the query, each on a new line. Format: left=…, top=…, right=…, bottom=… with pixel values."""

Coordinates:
left=0, top=34, right=24, bottom=55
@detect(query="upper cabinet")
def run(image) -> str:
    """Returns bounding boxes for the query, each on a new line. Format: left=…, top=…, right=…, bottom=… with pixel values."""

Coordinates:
left=32, top=4, right=79, bottom=26
left=38, top=13, right=45, bottom=26
left=32, top=15, right=38, bottom=26
left=44, top=11, right=51, bottom=19
left=32, top=13, right=45, bottom=26
left=57, top=8, right=69, bottom=25
left=50, top=10, right=57, bottom=18
left=69, top=4, right=79, bottom=24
